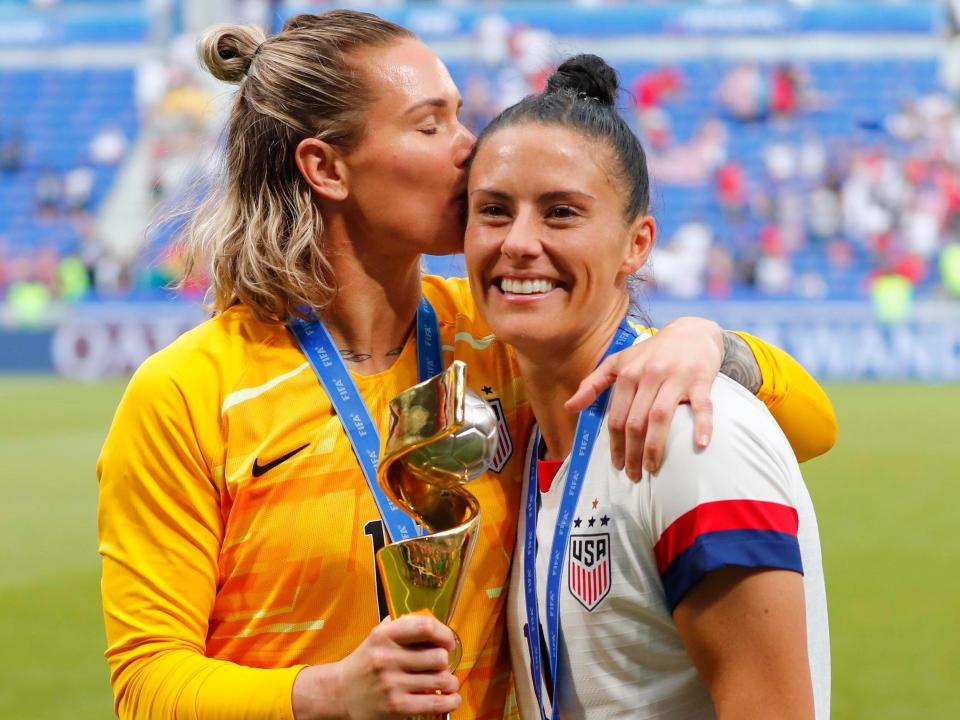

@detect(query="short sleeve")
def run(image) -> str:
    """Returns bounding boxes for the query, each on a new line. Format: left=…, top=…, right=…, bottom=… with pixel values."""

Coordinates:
left=644, top=377, right=804, bottom=612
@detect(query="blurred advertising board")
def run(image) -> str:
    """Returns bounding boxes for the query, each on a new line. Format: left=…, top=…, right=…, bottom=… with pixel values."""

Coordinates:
left=1, top=303, right=202, bottom=381
left=1, top=300, right=958, bottom=382
left=649, top=301, right=960, bottom=383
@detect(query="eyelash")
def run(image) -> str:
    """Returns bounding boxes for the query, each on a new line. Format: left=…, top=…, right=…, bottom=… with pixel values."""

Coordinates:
left=476, top=205, right=582, bottom=220
left=549, top=206, right=578, bottom=219
left=419, top=127, right=438, bottom=135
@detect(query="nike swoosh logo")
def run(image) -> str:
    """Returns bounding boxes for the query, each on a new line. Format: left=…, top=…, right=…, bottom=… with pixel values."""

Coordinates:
left=252, top=443, right=309, bottom=478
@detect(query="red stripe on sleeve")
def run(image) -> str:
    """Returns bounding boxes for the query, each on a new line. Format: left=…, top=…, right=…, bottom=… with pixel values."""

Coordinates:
left=653, top=500, right=799, bottom=574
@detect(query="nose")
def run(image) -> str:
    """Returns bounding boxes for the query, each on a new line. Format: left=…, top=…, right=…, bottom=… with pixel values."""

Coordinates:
left=454, top=122, right=477, bottom=169
left=501, top=209, right=543, bottom=260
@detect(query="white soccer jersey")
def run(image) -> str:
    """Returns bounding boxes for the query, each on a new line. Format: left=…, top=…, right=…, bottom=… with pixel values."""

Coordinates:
left=507, top=369, right=830, bottom=720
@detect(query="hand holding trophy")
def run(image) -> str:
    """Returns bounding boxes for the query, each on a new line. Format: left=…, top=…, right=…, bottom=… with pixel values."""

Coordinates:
left=376, top=360, right=499, bottom=720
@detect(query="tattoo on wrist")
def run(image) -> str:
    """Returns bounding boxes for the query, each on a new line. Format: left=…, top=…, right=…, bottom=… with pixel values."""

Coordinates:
left=720, top=332, right=762, bottom=394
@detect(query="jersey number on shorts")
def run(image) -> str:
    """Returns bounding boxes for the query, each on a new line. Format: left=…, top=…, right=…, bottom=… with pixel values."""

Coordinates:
left=363, top=519, right=390, bottom=621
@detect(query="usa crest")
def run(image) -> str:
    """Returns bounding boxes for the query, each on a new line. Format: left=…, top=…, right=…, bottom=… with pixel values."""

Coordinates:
left=484, top=398, right=513, bottom=473
left=568, top=533, right=611, bottom=611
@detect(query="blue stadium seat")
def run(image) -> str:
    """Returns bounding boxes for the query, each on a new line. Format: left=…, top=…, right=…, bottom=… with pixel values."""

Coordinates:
left=0, top=68, right=137, bottom=258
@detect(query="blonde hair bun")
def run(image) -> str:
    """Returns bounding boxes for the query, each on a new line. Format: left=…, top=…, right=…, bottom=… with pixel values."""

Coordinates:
left=199, top=23, right=267, bottom=83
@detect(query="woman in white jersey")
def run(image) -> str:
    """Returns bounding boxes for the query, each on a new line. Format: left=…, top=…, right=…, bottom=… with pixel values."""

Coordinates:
left=464, top=55, right=830, bottom=719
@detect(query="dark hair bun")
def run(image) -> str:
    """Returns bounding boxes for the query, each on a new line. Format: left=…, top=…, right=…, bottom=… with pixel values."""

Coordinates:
left=545, top=54, right=619, bottom=106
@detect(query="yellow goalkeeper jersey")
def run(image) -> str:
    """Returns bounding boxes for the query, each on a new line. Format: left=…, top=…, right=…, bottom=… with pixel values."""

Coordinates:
left=97, top=275, right=835, bottom=719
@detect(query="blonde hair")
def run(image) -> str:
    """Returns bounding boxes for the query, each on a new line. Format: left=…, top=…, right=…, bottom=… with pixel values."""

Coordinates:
left=180, top=11, right=413, bottom=322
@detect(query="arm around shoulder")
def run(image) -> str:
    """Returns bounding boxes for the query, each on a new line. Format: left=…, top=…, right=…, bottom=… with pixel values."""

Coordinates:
left=728, top=331, right=837, bottom=462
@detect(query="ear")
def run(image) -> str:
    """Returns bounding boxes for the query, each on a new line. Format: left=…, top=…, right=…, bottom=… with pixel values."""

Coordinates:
left=620, top=214, right=656, bottom=275
left=295, top=138, right=349, bottom=202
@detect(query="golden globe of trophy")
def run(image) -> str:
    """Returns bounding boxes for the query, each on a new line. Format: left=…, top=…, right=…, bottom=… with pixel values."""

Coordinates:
left=376, top=360, right=499, bottom=720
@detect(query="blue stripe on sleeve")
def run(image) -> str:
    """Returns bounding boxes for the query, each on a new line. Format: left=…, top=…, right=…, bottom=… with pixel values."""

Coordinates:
left=661, top=529, right=803, bottom=612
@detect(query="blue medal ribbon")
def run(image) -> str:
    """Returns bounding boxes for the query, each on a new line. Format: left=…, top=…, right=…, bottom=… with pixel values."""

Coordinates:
left=289, top=297, right=443, bottom=543
left=415, top=294, right=441, bottom=381
left=522, top=319, right=637, bottom=720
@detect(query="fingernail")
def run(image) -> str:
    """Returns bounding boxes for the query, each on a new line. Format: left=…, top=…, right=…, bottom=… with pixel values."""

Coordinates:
left=698, top=434, right=709, bottom=447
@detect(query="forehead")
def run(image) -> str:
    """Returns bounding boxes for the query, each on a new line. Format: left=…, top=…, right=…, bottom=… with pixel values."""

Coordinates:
left=360, top=38, right=458, bottom=110
left=471, top=123, right=616, bottom=193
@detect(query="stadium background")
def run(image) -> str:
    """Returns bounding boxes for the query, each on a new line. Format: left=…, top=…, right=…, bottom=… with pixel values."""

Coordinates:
left=0, top=0, right=957, bottom=717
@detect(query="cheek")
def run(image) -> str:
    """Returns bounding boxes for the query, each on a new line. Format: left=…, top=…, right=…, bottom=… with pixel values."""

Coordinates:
left=570, top=240, right=623, bottom=292
left=462, top=228, right=486, bottom=271
left=399, top=144, right=455, bottom=190
left=363, top=146, right=444, bottom=197
left=464, top=230, right=501, bottom=280
left=380, top=155, right=421, bottom=191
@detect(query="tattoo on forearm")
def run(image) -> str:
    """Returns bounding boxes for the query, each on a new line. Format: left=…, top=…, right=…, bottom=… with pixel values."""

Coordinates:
left=720, top=332, right=762, bottom=394
left=340, top=346, right=405, bottom=363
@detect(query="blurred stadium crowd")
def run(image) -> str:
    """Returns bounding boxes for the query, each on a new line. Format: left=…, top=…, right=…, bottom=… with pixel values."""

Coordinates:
left=3, top=0, right=960, bottom=317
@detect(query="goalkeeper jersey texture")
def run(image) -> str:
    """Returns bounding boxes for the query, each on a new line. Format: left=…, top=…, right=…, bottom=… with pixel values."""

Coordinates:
left=98, top=276, right=530, bottom=720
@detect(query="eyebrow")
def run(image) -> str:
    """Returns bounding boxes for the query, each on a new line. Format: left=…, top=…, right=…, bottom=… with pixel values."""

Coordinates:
left=470, top=188, right=597, bottom=203
left=404, top=96, right=464, bottom=115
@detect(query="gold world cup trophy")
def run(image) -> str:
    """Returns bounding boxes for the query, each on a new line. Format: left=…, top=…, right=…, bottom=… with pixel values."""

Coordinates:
left=376, top=360, right=499, bottom=720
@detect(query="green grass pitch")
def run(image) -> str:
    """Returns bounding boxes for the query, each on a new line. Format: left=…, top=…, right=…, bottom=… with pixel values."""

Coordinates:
left=1, top=377, right=958, bottom=719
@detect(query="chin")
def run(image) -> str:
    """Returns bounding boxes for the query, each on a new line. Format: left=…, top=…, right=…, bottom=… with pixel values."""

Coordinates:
left=424, top=227, right=466, bottom=256
left=433, top=238, right=466, bottom=256
left=487, top=318, right=550, bottom=354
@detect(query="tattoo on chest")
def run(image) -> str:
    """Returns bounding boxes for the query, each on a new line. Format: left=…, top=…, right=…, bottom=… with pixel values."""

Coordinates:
left=339, top=349, right=371, bottom=363
left=339, top=346, right=405, bottom=363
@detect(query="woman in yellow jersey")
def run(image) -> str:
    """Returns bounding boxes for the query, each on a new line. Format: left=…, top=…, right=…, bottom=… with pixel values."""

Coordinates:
left=97, top=11, right=836, bottom=720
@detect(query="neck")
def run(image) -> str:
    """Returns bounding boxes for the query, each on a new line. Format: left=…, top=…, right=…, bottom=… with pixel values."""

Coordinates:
left=516, top=301, right=628, bottom=461
left=315, top=216, right=423, bottom=375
